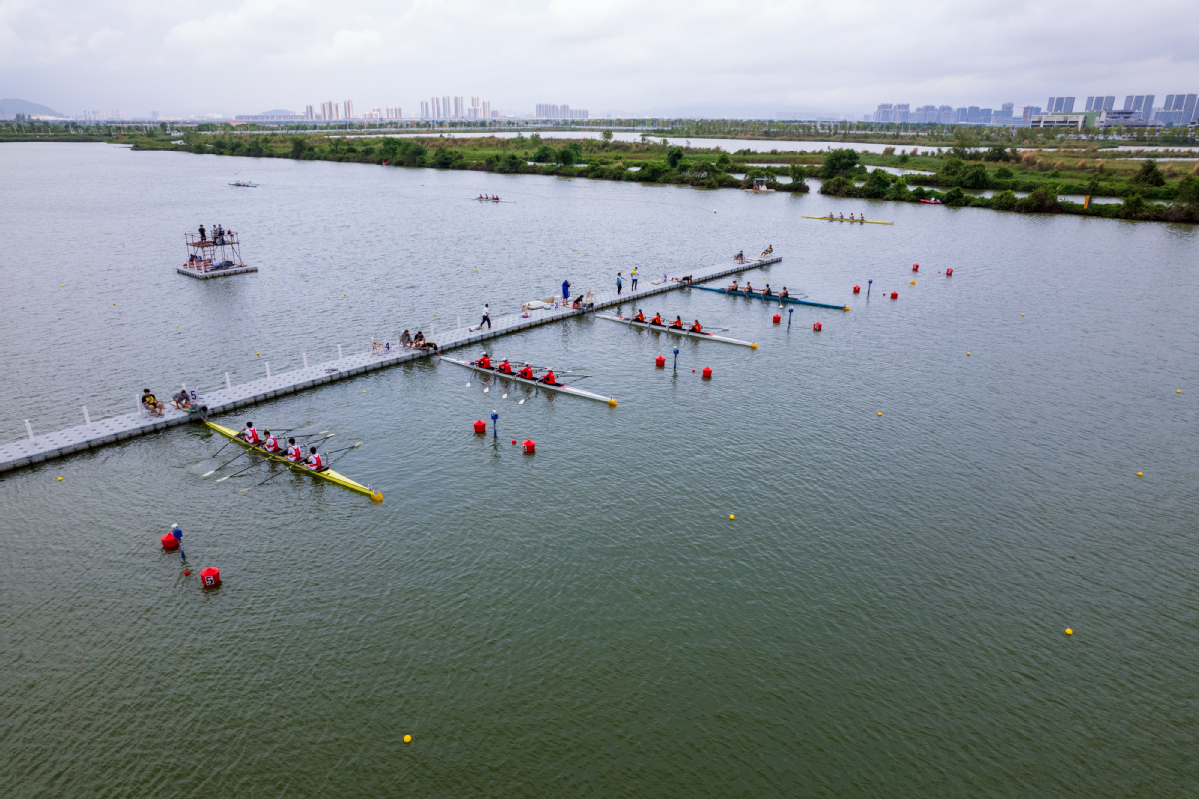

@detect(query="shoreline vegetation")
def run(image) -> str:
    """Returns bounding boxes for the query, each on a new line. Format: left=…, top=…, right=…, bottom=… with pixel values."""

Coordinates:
left=7, top=122, right=1197, bottom=222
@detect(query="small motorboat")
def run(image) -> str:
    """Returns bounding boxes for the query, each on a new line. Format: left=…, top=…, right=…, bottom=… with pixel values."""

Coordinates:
left=919, top=198, right=943, bottom=205
left=229, top=181, right=259, bottom=188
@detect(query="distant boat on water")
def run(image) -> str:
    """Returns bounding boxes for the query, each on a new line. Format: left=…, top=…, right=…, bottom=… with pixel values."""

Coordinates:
left=229, top=181, right=258, bottom=188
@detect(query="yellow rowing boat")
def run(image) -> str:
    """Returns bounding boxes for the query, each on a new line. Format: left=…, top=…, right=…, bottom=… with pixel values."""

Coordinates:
left=205, top=421, right=381, bottom=501
left=803, top=216, right=894, bottom=225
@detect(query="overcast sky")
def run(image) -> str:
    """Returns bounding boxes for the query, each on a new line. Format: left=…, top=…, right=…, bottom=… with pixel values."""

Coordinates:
left=2, top=0, right=1197, bottom=118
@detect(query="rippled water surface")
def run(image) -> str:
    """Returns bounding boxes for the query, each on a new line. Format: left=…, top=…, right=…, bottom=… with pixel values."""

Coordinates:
left=2, top=144, right=1198, bottom=798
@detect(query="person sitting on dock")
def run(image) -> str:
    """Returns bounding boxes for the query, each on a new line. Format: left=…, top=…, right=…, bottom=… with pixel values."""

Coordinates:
left=240, top=422, right=261, bottom=445
left=496, top=358, right=513, bottom=374
left=286, top=438, right=303, bottom=462
left=305, top=446, right=325, bottom=471
left=762, top=284, right=774, bottom=297
left=413, top=332, right=437, bottom=352
left=170, top=389, right=191, bottom=410
left=539, top=369, right=558, bottom=386
left=198, top=224, right=207, bottom=242
left=262, top=430, right=281, bottom=453
left=649, top=312, right=663, bottom=326
left=401, top=329, right=413, bottom=348
left=669, top=315, right=684, bottom=330
left=734, top=250, right=744, bottom=264
left=519, top=363, right=536, bottom=380
left=780, top=287, right=790, bottom=298
left=689, top=319, right=703, bottom=333
left=474, top=352, right=492, bottom=369
left=633, top=310, right=646, bottom=323
left=141, top=388, right=164, bottom=416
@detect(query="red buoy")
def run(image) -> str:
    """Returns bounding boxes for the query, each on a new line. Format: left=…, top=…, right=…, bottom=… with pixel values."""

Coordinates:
left=890, top=291, right=898, bottom=299
left=183, top=569, right=191, bottom=576
left=772, top=314, right=781, bottom=324
left=701, top=367, right=712, bottom=379
left=522, top=439, right=535, bottom=453
left=813, top=322, right=822, bottom=331
left=655, top=356, right=666, bottom=368
left=853, top=285, right=861, bottom=293
left=946, top=268, right=953, bottom=276
left=912, top=263, right=919, bottom=272
left=473, top=419, right=486, bottom=433
left=161, top=532, right=179, bottom=549
left=199, top=567, right=221, bottom=588
left=511, top=440, right=517, bottom=445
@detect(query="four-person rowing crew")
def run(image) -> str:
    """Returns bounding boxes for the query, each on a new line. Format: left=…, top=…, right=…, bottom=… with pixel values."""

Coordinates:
left=724, top=280, right=789, bottom=298
left=471, top=353, right=560, bottom=385
left=829, top=212, right=867, bottom=221
left=631, top=310, right=704, bottom=333
left=237, top=422, right=327, bottom=470
left=477, top=194, right=501, bottom=201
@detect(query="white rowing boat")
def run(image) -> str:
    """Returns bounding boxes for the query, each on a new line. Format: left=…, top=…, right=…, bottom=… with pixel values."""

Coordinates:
left=596, top=314, right=757, bottom=349
left=440, top=356, right=617, bottom=406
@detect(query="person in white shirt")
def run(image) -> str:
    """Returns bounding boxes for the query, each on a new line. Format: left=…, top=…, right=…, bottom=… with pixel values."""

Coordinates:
left=480, top=303, right=491, bottom=329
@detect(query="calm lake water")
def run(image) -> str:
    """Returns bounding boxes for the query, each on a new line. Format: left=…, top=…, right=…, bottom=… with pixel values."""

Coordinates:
left=3, top=143, right=1198, bottom=798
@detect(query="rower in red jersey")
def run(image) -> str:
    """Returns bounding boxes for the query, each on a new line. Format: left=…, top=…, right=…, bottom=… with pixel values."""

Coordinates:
left=518, top=363, right=535, bottom=380
left=496, top=359, right=513, bottom=374
left=539, top=369, right=557, bottom=386
left=474, top=352, right=492, bottom=369
left=262, top=430, right=281, bottom=453
left=305, top=446, right=325, bottom=470
left=240, top=421, right=261, bottom=445
left=633, top=310, right=646, bottom=322
left=669, top=315, right=684, bottom=329
left=285, top=438, right=303, bottom=462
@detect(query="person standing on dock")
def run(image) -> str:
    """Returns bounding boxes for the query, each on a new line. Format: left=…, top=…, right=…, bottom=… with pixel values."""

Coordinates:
left=616, top=273, right=623, bottom=295
left=630, top=268, right=638, bottom=290
left=480, top=303, right=491, bottom=329
left=198, top=224, right=207, bottom=242
left=562, top=279, right=571, bottom=300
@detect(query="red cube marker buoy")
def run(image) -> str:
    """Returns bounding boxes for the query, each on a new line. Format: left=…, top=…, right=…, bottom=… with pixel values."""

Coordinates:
left=199, top=567, right=221, bottom=588
left=655, top=356, right=666, bottom=368
left=772, top=314, right=781, bottom=324
left=853, top=285, right=861, bottom=293
left=522, top=439, right=535, bottom=453
left=473, top=419, right=486, bottom=434
left=511, top=440, right=517, bottom=445
left=946, top=268, right=953, bottom=276
left=890, top=291, right=898, bottom=299
left=183, top=569, right=191, bottom=576
left=912, top=263, right=919, bottom=272
left=161, top=532, right=179, bottom=549
left=701, top=367, right=712, bottom=379
left=813, top=322, right=822, bottom=331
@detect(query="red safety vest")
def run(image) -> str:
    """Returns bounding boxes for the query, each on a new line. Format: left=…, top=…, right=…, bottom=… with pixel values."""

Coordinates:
left=263, top=436, right=279, bottom=452
left=306, top=453, right=324, bottom=470
left=287, top=445, right=302, bottom=461
left=243, top=427, right=260, bottom=444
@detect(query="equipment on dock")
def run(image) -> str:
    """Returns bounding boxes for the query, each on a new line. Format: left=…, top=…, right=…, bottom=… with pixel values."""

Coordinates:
left=596, top=314, right=757, bottom=349
left=204, top=421, right=381, bottom=500
left=179, top=229, right=255, bottom=279
left=691, top=285, right=849, bottom=311
left=802, top=216, right=893, bottom=225
left=441, top=356, right=616, bottom=406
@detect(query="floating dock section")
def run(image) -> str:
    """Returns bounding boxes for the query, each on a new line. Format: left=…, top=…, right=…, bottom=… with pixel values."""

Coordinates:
left=0, top=254, right=832, bottom=473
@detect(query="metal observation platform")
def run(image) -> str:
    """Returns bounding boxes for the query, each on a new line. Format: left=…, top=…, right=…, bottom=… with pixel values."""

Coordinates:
left=178, top=230, right=257, bottom=279
left=0, top=256, right=810, bottom=473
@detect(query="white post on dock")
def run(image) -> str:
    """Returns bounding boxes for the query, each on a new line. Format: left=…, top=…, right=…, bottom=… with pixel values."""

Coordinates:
left=337, top=345, right=343, bottom=361
left=25, top=420, right=35, bottom=442
left=265, top=362, right=271, bottom=378
left=225, top=372, right=232, bottom=390
left=458, top=316, right=461, bottom=330
left=83, top=406, right=91, bottom=426
left=303, top=353, right=308, bottom=368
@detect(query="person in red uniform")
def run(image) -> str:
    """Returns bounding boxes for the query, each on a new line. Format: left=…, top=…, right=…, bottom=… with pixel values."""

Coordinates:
left=518, top=363, right=535, bottom=380
left=496, top=359, right=513, bottom=374
left=305, top=447, right=325, bottom=470
left=285, top=438, right=303, bottom=462
left=539, top=369, right=557, bottom=386
left=240, top=422, right=261, bottom=445
left=474, top=352, right=492, bottom=369
left=689, top=319, right=703, bottom=333
left=262, top=430, right=281, bottom=453
left=633, top=310, right=646, bottom=322
left=649, top=312, right=662, bottom=325
left=669, top=315, right=684, bottom=329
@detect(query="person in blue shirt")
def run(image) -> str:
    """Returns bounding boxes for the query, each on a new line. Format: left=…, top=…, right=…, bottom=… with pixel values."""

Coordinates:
left=616, top=273, right=623, bottom=295
left=562, top=279, right=571, bottom=300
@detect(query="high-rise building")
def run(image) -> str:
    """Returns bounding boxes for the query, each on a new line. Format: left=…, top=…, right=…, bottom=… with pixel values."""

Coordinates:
left=385, top=107, right=402, bottom=119
left=343, top=100, right=354, bottom=119
left=420, top=101, right=429, bottom=119
left=431, top=97, right=441, bottom=119
left=453, top=96, right=465, bottom=118
left=443, top=96, right=451, bottom=119
left=482, top=101, right=491, bottom=120
left=305, top=105, right=315, bottom=120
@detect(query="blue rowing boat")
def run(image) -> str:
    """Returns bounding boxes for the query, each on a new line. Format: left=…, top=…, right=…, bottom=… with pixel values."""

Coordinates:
left=691, top=285, right=848, bottom=311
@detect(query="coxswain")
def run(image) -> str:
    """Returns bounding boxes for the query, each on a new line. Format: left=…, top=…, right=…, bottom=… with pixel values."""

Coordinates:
left=689, top=319, right=703, bottom=333
left=669, top=315, right=684, bottom=329
left=285, top=438, right=303, bottom=462
left=241, top=421, right=261, bottom=445
left=633, top=309, right=646, bottom=322
left=763, top=284, right=774, bottom=297
left=474, top=352, right=492, bottom=369
left=262, top=430, right=281, bottom=453
left=539, top=369, right=557, bottom=386
left=649, top=312, right=663, bottom=325
left=518, top=363, right=536, bottom=379
left=305, top=446, right=325, bottom=471
left=496, top=358, right=513, bottom=374
left=780, top=287, right=790, bottom=298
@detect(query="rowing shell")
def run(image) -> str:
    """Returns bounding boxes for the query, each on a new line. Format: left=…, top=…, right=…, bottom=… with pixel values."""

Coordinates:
left=440, top=356, right=616, bottom=406
left=692, top=284, right=849, bottom=311
left=596, top=314, right=757, bottom=349
left=205, top=421, right=380, bottom=500
left=802, top=216, right=893, bottom=225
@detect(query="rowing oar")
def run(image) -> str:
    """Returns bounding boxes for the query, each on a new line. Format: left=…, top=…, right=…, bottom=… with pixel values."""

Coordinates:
left=215, top=459, right=267, bottom=483
left=201, top=444, right=261, bottom=477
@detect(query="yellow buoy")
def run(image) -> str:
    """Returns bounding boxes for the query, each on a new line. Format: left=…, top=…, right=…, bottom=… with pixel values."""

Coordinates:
left=1178, top=389, right=1182, bottom=393
left=57, top=476, right=63, bottom=481
left=910, top=280, right=916, bottom=285
left=403, top=734, right=411, bottom=743
left=607, top=398, right=617, bottom=407
left=967, top=352, right=971, bottom=356
left=363, top=389, right=367, bottom=392
left=1137, top=472, right=1142, bottom=477
left=877, top=412, right=882, bottom=416
left=729, top=514, right=735, bottom=520
left=1065, top=628, right=1073, bottom=635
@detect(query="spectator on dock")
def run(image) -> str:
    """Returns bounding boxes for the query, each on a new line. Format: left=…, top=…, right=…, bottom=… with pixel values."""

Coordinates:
left=562, top=279, right=571, bottom=300
left=171, top=390, right=192, bottom=410
left=735, top=249, right=744, bottom=264
left=616, top=273, right=623, bottom=295
left=141, top=389, right=164, bottom=416
left=630, top=268, right=638, bottom=290
left=198, top=224, right=207, bottom=242
left=401, top=329, right=413, bottom=348
left=480, top=303, right=491, bottom=330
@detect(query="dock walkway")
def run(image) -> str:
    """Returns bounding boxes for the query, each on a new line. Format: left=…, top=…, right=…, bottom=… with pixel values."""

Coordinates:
left=0, top=256, right=787, bottom=473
